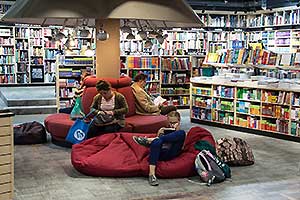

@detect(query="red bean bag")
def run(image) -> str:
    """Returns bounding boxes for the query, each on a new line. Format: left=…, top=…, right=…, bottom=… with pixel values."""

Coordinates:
left=71, top=126, right=215, bottom=178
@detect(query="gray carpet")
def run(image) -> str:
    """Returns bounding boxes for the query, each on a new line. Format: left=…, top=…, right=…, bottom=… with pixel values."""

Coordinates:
left=13, top=110, right=300, bottom=200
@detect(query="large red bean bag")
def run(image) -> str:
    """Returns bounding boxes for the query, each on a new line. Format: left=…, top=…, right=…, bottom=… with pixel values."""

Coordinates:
left=71, top=126, right=215, bottom=178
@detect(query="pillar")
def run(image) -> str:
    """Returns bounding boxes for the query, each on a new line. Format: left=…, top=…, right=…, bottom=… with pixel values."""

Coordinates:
left=95, top=19, right=120, bottom=78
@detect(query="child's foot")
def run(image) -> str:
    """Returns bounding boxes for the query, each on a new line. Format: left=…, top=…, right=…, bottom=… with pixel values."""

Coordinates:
left=133, top=136, right=150, bottom=147
left=148, top=175, right=159, bottom=186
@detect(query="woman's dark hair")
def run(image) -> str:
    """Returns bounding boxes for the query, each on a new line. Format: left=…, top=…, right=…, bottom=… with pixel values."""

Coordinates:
left=96, top=80, right=111, bottom=91
left=133, top=73, right=147, bottom=82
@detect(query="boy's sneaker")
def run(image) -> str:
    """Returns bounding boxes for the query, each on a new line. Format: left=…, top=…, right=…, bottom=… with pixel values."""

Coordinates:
left=133, top=136, right=150, bottom=147
left=148, top=175, right=159, bottom=186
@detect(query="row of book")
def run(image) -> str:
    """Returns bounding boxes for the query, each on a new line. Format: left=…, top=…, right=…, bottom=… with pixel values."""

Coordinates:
left=60, top=87, right=76, bottom=98
left=161, top=72, right=189, bottom=84
left=59, top=79, right=79, bottom=88
left=144, top=82, right=159, bottom=94
left=0, top=74, right=14, bottom=83
left=164, top=97, right=190, bottom=106
left=0, top=47, right=14, bottom=55
left=291, top=122, right=300, bottom=136
left=0, top=56, right=13, bottom=64
left=161, top=87, right=189, bottom=95
left=59, top=69, right=81, bottom=78
left=261, top=119, right=289, bottom=134
left=248, top=9, right=300, bottom=27
left=236, top=102, right=260, bottom=115
left=0, top=65, right=14, bottom=74
left=128, top=70, right=159, bottom=82
left=205, top=48, right=300, bottom=66
left=236, top=116, right=260, bottom=129
left=237, top=88, right=261, bottom=101
left=161, top=58, right=191, bottom=70
left=261, top=91, right=290, bottom=105
left=213, top=86, right=235, bottom=98
left=261, top=105, right=289, bottom=119
left=291, top=108, right=300, bottom=120
left=127, top=56, right=159, bottom=69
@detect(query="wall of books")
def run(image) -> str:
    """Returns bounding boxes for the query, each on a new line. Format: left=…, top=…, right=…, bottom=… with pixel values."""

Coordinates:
left=0, top=25, right=95, bottom=85
left=191, top=79, right=300, bottom=139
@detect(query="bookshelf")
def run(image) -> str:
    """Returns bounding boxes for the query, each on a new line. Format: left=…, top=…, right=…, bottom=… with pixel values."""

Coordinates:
left=0, top=26, right=15, bottom=83
left=43, top=28, right=62, bottom=83
left=15, top=27, right=29, bottom=84
left=161, top=30, right=207, bottom=56
left=160, top=55, right=191, bottom=108
left=124, top=55, right=160, bottom=95
left=190, top=78, right=300, bottom=140
left=29, top=27, right=44, bottom=83
left=56, top=55, right=94, bottom=109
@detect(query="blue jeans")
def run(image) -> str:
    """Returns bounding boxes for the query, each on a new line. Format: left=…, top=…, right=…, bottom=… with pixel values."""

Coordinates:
left=149, top=130, right=186, bottom=165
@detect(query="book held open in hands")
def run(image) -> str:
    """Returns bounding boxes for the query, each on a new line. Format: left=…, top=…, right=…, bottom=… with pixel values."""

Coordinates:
left=153, top=96, right=167, bottom=106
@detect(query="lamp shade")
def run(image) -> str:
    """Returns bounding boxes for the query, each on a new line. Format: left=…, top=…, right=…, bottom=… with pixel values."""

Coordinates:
left=2, top=0, right=203, bottom=28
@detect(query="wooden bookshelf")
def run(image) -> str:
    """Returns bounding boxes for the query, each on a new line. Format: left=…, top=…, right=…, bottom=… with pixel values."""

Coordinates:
left=190, top=78, right=300, bottom=140
left=0, top=111, right=14, bottom=200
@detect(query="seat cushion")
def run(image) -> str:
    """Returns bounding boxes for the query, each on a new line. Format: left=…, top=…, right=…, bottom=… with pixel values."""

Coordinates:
left=45, top=113, right=135, bottom=141
left=44, top=113, right=74, bottom=141
left=71, top=126, right=215, bottom=177
left=125, top=115, right=169, bottom=133
left=117, top=86, right=136, bottom=117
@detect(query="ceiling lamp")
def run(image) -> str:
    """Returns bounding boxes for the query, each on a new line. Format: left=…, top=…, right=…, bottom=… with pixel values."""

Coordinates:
left=137, top=30, right=147, bottom=40
left=136, top=20, right=147, bottom=40
left=126, top=32, right=135, bottom=40
left=156, top=34, right=164, bottom=44
left=80, top=18, right=90, bottom=37
left=144, top=40, right=153, bottom=48
left=80, top=28, right=90, bottom=37
left=163, top=33, right=168, bottom=39
left=97, top=28, right=109, bottom=41
left=148, top=30, right=158, bottom=38
left=54, top=29, right=66, bottom=41
left=65, top=33, right=76, bottom=48
left=2, top=0, right=203, bottom=29
left=121, top=20, right=132, bottom=33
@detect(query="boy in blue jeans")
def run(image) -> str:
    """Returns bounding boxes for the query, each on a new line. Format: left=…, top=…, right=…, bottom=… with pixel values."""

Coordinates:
left=133, top=111, right=186, bottom=186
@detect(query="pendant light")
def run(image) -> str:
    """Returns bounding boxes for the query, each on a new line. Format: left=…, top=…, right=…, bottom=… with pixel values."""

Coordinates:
left=137, top=20, right=147, bottom=40
left=80, top=28, right=90, bottom=38
left=144, top=39, right=153, bottom=48
left=96, top=23, right=109, bottom=41
left=126, top=32, right=135, bottom=40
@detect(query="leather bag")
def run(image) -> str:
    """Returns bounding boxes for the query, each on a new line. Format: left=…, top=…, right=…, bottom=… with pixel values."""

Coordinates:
left=216, top=137, right=255, bottom=166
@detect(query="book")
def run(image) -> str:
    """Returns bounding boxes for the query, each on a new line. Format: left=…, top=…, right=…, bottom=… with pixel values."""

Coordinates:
left=153, top=96, right=167, bottom=106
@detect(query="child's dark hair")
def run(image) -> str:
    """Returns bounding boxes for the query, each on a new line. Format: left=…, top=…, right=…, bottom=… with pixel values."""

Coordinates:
left=96, top=80, right=111, bottom=91
left=133, top=73, right=148, bottom=82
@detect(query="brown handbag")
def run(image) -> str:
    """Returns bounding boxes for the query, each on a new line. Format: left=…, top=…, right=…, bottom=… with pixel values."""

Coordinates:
left=216, top=137, right=255, bottom=166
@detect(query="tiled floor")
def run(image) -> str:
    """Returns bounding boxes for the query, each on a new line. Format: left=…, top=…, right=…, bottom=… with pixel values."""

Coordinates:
left=13, top=110, right=300, bottom=200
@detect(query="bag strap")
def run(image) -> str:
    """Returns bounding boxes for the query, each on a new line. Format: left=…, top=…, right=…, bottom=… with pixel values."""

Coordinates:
left=83, top=110, right=95, bottom=120
left=199, top=151, right=212, bottom=171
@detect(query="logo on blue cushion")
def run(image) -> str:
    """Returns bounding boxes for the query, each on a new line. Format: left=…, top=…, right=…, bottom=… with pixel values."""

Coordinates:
left=74, top=129, right=86, bottom=141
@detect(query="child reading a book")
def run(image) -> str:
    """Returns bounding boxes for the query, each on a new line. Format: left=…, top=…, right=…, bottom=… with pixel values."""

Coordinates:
left=132, top=111, right=186, bottom=186
left=131, top=73, right=176, bottom=115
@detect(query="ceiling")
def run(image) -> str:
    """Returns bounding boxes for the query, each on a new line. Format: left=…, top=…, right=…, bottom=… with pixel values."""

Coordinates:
left=187, top=0, right=300, bottom=12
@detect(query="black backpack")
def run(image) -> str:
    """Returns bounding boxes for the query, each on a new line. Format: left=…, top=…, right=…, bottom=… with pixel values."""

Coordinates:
left=14, top=121, right=47, bottom=145
left=195, top=150, right=230, bottom=186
